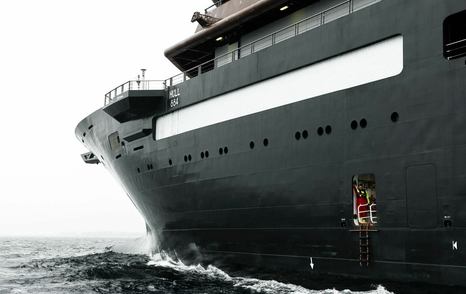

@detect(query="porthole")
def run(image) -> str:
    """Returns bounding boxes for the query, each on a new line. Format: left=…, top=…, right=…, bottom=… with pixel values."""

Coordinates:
left=224, top=147, right=229, bottom=154
left=360, top=119, right=367, bottom=128
left=302, top=130, right=308, bottom=139
left=188, top=154, right=192, bottom=161
left=137, top=168, right=141, bottom=173
left=83, top=132, right=86, bottom=137
left=325, top=125, right=332, bottom=135
left=169, top=159, right=173, bottom=166
left=317, top=127, right=324, bottom=136
left=391, top=112, right=399, bottom=122
left=133, top=145, right=144, bottom=151
left=249, top=141, right=255, bottom=149
left=184, top=155, right=188, bottom=162
left=295, top=132, right=301, bottom=140
left=219, top=148, right=223, bottom=155
left=351, top=120, right=358, bottom=130
left=201, top=151, right=205, bottom=159
left=205, top=150, right=209, bottom=158
left=263, top=138, right=269, bottom=146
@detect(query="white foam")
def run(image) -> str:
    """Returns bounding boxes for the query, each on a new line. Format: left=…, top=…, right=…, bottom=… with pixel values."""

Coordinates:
left=147, top=252, right=395, bottom=294
left=110, top=235, right=154, bottom=255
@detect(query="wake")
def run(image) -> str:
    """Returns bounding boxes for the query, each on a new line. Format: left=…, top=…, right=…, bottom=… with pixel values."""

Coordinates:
left=147, top=251, right=394, bottom=294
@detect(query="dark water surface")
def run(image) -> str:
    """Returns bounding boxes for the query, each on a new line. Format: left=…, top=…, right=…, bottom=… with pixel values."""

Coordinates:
left=0, top=237, right=394, bottom=294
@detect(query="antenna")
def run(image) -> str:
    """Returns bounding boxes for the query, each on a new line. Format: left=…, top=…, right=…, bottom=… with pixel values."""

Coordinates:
left=141, top=69, right=147, bottom=90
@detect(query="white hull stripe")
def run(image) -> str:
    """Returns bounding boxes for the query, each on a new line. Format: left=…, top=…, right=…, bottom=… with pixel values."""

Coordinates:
left=156, top=35, right=403, bottom=140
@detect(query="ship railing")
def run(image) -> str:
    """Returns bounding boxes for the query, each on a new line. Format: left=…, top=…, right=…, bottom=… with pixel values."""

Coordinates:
left=164, top=0, right=381, bottom=88
left=104, top=80, right=165, bottom=105
left=444, top=38, right=466, bottom=60
left=105, top=0, right=381, bottom=100
left=357, top=203, right=377, bottom=225
left=205, top=0, right=225, bottom=14
left=369, top=203, right=377, bottom=224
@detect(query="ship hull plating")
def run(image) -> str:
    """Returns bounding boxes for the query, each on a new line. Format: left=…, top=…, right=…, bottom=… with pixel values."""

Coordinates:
left=76, top=0, right=466, bottom=289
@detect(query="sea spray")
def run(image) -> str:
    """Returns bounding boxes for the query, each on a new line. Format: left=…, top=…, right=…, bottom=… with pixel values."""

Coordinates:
left=0, top=237, right=397, bottom=294
left=147, top=251, right=394, bottom=294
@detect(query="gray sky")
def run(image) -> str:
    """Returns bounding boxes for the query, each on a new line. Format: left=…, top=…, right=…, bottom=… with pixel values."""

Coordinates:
left=0, top=0, right=211, bottom=236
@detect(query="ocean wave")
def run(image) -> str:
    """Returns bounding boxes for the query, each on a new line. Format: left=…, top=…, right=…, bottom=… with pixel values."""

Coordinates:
left=147, top=251, right=394, bottom=294
left=1, top=238, right=396, bottom=294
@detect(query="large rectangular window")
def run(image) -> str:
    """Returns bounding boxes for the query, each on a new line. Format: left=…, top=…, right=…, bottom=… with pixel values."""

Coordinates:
left=444, top=10, right=466, bottom=60
left=156, top=35, right=403, bottom=140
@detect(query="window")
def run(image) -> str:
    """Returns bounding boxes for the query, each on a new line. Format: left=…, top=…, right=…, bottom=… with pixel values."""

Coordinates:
left=444, top=10, right=466, bottom=60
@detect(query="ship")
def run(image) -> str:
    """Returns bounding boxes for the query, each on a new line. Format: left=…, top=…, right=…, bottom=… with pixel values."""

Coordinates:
left=75, top=0, right=466, bottom=289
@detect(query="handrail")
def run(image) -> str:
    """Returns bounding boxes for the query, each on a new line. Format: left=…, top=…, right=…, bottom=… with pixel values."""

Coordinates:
left=445, top=38, right=466, bottom=47
left=164, top=0, right=381, bottom=87
left=357, top=203, right=377, bottom=225
left=369, top=203, right=377, bottom=224
left=104, top=0, right=381, bottom=105
left=357, top=203, right=370, bottom=224
left=205, top=0, right=224, bottom=14
left=104, top=80, right=165, bottom=105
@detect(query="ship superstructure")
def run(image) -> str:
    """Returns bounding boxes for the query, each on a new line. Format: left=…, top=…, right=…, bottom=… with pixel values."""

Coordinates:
left=76, top=0, right=466, bottom=289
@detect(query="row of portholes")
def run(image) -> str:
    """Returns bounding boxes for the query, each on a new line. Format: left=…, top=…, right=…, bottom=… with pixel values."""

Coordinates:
left=135, top=163, right=153, bottom=173
left=146, top=112, right=400, bottom=172
left=200, top=150, right=210, bottom=159
left=166, top=140, right=266, bottom=167
left=167, top=147, right=226, bottom=167
left=351, top=119, right=367, bottom=130
left=294, top=125, right=332, bottom=140
left=294, top=130, right=309, bottom=140
left=135, top=163, right=154, bottom=173
left=219, top=146, right=229, bottom=155
left=249, top=138, right=269, bottom=149
left=350, top=112, right=399, bottom=130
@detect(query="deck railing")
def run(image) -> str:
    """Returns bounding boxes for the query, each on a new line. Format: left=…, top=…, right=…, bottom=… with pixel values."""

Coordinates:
left=104, top=0, right=381, bottom=105
left=104, top=80, right=165, bottom=105
left=164, top=0, right=380, bottom=87
left=444, top=38, right=466, bottom=60
left=204, top=0, right=225, bottom=14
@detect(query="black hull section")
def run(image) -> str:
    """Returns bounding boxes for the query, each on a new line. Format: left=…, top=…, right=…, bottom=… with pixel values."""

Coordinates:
left=76, top=0, right=466, bottom=289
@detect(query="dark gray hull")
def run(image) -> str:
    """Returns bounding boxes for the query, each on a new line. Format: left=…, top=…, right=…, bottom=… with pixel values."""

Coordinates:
left=76, top=0, right=466, bottom=289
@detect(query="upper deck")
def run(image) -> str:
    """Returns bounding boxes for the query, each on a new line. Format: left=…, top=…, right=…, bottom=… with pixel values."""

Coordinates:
left=104, top=0, right=381, bottom=107
left=166, top=0, right=382, bottom=72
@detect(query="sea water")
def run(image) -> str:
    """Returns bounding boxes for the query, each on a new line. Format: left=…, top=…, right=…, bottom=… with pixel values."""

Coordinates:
left=0, top=237, right=394, bottom=294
